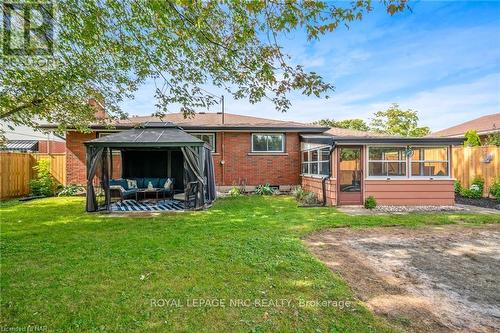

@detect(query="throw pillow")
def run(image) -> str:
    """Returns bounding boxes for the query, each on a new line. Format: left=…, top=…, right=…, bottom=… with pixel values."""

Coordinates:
left=127, top=179, right=138, bottom=189
left=164, top=178, right=173, bottom=191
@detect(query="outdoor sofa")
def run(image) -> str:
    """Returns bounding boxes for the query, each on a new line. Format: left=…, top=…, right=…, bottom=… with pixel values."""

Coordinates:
left=109, top=177, right=175, bottom=201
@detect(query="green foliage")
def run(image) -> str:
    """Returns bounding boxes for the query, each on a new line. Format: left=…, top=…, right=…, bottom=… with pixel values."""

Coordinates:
left=29, top=159, right=54, bottom=197
left=459, top=177, right=484, bottom=199
left=454, top=180, right=462, bottom=194
left=464, top=130, right=482, bottom=147
left=314, top=118, right=369, bottom=131
left=489, top=178, right=500, bottom=201
left=255, top=183, right=275, bottom=195
left=301, top=192, right=319, bottom=206
left=471, top=176, right=485, bottom=193
left=291, top=186, right=306, bottom=202
left=459, top=188, right=482, bottom=199
left=57, top=184, right=85, bottom=196
left=370, top=103, right=430, bottom=137
left=228, top=186, right=242, bottom=197
left=364, top=196, right=377, bottom=209
left=0, top=1, right=409, bottom=134
left=485, top=132, right=500, bottom=146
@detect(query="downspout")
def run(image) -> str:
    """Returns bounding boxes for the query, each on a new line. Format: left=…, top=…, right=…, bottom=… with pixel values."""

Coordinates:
left=321, top=139, right=336, bottom=206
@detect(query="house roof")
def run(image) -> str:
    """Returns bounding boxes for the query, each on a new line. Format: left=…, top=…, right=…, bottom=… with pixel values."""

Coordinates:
left=431, top=113, right=500, bottom=137
left=41, top=112, right=328, bottom=133
left=1, top=140, right=39, bottom=151
left=84, top=122, right=205, bottom=148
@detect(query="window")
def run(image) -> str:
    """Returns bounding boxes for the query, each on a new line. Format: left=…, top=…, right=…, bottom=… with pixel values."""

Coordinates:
left=368, top=147, right=407, bottom=177
left=301, top=147, right=330, bottom=176
left=191, top=133, right=216, bottom=152
left=251, top=133, right=284, bottom=152
left=411, top=147, right=449, bottom=177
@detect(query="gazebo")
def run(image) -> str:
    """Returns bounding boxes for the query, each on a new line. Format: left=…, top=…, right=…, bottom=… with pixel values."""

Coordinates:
left=84, top=122, right=216, bottom=212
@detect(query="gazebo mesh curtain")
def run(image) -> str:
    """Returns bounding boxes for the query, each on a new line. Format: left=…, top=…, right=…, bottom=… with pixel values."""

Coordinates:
left=181, top=146, right=216, bottom=206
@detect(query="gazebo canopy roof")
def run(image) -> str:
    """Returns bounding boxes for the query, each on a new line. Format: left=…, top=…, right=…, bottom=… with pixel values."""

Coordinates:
left=84, top=122, right=205, bottom=148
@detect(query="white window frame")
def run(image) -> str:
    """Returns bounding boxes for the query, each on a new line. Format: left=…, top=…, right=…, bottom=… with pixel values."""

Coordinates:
left=190, top=132, right=216, bottom=152
left=251, top=133, right=285, bottom=153
left=366, top=146, right=408, bottom=179
left=365, top=145, right=451, bottom=180
left=410, top=146, right=451, bottom=179
left=301, top=145, right=331, bottom=177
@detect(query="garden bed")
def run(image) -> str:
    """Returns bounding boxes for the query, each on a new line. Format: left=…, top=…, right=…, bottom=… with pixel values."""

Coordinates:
left=455, top=196, right=500, bottom=210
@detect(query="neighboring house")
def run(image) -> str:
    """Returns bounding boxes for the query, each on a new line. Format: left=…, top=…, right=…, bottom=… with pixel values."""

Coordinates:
left=1, top=121, right=66, bottom=153
left=42, top=112, right=461, bottom=206
left=431, top=113, right=500, bottom=142
left=1, top=139, right=66, bottom=153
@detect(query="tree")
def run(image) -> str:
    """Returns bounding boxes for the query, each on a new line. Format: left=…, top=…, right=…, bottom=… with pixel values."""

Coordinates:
left=485, top=132, right=500, bottom=146
left=370, top=103, right=430, bottom=137
left=0, top=0, right=409, bottom=133
left=314, top=118, right=369, bottom=131
left=464, top=130, right=482, bottom=147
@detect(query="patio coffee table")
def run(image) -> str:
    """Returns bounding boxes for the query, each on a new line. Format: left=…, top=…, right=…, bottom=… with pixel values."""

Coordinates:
left=136, top=188, right=163, bottom=202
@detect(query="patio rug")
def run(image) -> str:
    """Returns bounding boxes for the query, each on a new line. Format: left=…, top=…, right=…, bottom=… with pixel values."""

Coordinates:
left=111, top=199, right=184, bottom=212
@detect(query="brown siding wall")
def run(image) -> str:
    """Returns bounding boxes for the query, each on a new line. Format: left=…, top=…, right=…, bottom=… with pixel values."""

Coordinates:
left=365, top=179, right=455, bottom=206
left=301, top=176, right=336, bottom=205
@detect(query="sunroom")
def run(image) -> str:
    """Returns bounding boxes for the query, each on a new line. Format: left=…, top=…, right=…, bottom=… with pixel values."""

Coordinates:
left=299, top=135, right=463, bottom=206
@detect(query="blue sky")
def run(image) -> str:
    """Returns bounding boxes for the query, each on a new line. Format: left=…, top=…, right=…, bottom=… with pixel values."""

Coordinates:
left=119, top=1, right=500, bottom=131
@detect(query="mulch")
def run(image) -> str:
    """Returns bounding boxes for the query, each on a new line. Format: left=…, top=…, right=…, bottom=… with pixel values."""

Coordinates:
left=455, top=196, right=500, bottom=210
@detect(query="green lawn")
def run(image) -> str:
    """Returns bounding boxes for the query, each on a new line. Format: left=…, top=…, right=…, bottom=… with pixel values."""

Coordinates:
left=1, top=196, right=497, bottom=332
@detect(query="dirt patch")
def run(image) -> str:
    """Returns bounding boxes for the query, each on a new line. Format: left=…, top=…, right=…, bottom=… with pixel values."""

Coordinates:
left=304, top=224, right=500, bottom=333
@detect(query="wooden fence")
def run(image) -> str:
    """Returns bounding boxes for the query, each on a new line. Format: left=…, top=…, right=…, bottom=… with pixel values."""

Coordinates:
left=452, top=146, right=500, bottom=196
left=0, top=152, right=66, bottom=199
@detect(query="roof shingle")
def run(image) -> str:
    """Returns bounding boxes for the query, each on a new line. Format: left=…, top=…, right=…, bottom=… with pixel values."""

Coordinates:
left=431, top=113, right=500, bottom=137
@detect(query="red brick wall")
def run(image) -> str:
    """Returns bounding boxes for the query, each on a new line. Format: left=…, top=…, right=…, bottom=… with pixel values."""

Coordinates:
left=66, top=131, right=95, bottom=185
left=215, top=132, right=300, bottom=187
left=66, top=131, right=302, bottom=187
left=37, top=140, right=66, bottom=153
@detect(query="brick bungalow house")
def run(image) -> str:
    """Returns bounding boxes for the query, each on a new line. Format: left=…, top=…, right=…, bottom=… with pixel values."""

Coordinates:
left=44, top=111, right=461, bottom=206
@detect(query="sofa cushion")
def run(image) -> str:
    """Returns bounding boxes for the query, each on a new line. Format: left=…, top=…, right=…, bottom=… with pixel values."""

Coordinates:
left=122, top=189, right=137, bottom=199
left=129, top=178, right=145, bottom=188
left=110, top=178, right=128, bottom=190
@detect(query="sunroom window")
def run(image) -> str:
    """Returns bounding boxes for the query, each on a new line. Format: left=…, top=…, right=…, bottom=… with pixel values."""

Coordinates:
left=368, top=147, right=407, bottom=177
left=252, top=133, right=284, bottom=152
left=301, top=147, right=330, bottom=176
left=411, top=147, right=449, bottom=177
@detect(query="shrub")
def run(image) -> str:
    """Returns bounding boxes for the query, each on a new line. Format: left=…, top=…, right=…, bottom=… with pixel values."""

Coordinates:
left=291, top=186, right=306, bottom=202
left=454, top=180, right=462, bottom=194
left=29, top=159, right=55, bottom=197
left=464, top=130, right=481, bottom=147
left=485, top=132, right=500, bottom=146
left=228, top=186, right=241, bottom=197
left=471, top=176, right=485, bottom=193
left=460, top=187, right=482, bottom=199
left=364, top=196, right=377, bottom=209
left=302, top=192, right=319, bottom=206
left=255, top=183, right=275, bottom=195
left=57, top=184, right=85, bottom=196
left=489, top=178, right=500, bottom=201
